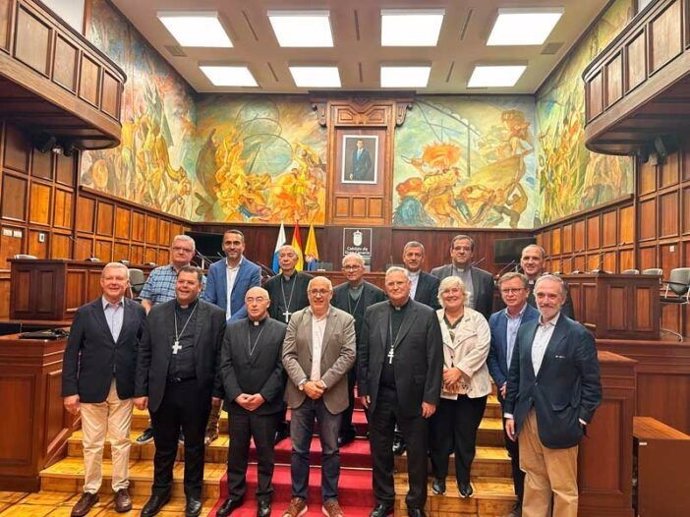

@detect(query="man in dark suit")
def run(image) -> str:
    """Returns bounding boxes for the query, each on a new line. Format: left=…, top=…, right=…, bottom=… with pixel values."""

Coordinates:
left=350, top=138, right=373, bottom=181
left=202, top=229, right=261, bottom=444
left=332, top=252, right=385, bottom=446
left=487, top=272, right=539, bottom=517
left=430, top=234, right=494, bottom=319
left=504, top=275, right=602, bottom=517
left=134, top=266, right=226, bottom=517
left=358, top=267, right=443, bottom=517
left=520, top=244, right=575, bottom=319
left=216, top=286, right=287, bottom=517
left=264, top=244, right=313, bottom=443
left=402, top=241, right=440, bottom=310
left=281, top=276, right=356, bottom=517
left=62, top=262, right=147, bottom=517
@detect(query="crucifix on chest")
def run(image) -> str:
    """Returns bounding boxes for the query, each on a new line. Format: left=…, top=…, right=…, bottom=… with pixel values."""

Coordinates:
left=387, top=346, right=395, bottom=364
left=172, top=340, right=182, bottom=355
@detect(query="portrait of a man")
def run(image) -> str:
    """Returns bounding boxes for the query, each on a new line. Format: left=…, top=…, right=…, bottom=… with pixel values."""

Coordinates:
left=342, top=135, right=378, bottom=184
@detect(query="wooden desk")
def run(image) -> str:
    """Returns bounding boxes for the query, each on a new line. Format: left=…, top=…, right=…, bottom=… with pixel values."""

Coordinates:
left=563, top=273, right=660, bottom=340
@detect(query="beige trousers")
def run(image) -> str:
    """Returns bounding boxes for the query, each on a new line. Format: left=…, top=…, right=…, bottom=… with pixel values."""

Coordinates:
left=519, top=410, right=579, bottom=517
left=80, top=379, right=133, bottom=493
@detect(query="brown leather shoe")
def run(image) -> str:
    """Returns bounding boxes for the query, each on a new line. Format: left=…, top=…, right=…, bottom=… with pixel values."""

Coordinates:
left=71, top=492, right=99, bottom=517
left=114, top=488, right=132, bottom=513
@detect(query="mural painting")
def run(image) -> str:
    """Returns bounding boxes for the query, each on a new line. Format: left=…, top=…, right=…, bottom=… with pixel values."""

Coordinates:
left=393, top=96, right=538, bottom=229
left=81, top=0, right=198, bottom=219
left=536, top=0, right=634, bottom=224
left=194, top=96, right=327, bottom=224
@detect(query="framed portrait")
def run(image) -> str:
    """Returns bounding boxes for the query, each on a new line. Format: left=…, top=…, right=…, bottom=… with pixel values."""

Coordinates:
left=341, top=135, right=379, bottom=184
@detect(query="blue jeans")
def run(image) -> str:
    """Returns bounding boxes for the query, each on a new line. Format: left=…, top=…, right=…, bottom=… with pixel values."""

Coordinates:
left=290, top=398, right=342, bottom=502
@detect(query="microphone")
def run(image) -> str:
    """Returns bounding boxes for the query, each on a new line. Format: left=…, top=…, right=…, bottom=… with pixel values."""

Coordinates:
left=472, top=256, right=486, bottom=267
left=495, top=259, right=517, bottom=280
left=194, top=251, right=216, bottom=269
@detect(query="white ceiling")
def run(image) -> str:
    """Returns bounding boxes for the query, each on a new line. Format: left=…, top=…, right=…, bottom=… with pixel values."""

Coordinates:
left=110, top=0, right=611, bottom=95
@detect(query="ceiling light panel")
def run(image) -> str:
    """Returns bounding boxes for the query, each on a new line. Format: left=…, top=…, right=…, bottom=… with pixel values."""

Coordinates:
left=380, top=66, right=431, bottom=88
left=158, top=11, right=232, bottom=48
left=289, top=66, right=341, bottom=88
left=381, top=9, right=445, bottom=46
left=268, top=11, right=333, bottom=47
left=199, top=66, right=257, bottom=87
left=467, top=65, right=526, bottom=88
left=487, top=8, right=564, bottom=46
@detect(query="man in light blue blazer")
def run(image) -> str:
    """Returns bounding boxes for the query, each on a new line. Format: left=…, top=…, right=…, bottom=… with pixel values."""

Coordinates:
left=488, top=272, right=539, bottom=517
left=201, top=229, right=261, bottom=444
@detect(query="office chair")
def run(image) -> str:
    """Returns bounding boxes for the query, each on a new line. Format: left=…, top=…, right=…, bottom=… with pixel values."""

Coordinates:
left=622, top=268, right=640, bottom=274
left=642, top=268, right=663, bottom=276
left=128, top=268, right=146, bottom=301
left=659, top=267, right=690, bottom=341
left=13, top=254, right=37, bottom=259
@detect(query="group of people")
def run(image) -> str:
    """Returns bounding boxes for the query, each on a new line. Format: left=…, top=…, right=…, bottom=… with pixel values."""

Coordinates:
left=61, top=231, right=601, bottom=517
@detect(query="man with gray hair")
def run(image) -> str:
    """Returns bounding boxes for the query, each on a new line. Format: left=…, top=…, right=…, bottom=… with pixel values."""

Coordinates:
left=332, top=253, right=385, bottom=446
left=62, top=262, right=147, bottom=516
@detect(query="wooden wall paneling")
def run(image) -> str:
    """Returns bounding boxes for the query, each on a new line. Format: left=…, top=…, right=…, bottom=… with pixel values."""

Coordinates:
left=50, top=232, right=71, bottom=259
left=619, top=205, right=635, bottom=244
left=639, top=161, right=657, bottom=194
left=587, top=215, right=601, bottom=250
left=145, top=215, right=157, bottom=244
left=551, top=258, right=562, bottom=274
left=562, top=224, right=573, bottom=253
left=0, top=0, right=10, bottom=51
left=551, top=227, right=562, bottom=256
left=683, top=186, right=690, bottom=234
left=74, top=237, right=92, bottom=261
left=659, top=190, right=679, bottom=237
left=659, top=242, right=680, bottom=271
left=605, top=52, right=623, bottom=107
left=542, top=230, right=552, bottom=257
left=638, top=198, right=657, bottom=241
left=588, top=71, right=604, bottom=119
left=157, top=249, right=169, bottom=265
left=27, top=230, right=47, bottom=259
left=638, top=245, right=658, bottom=270
left=75, top=196, right=95, bottom=233
left=131, top=211, right=145, bottom=242
left=114, top=206, right=130, bottom=240
left=14, top=4, right=51, bottom=76
left=130, top=245, right=144, bottom=264
left=52, top=188, right=72, bottom=229
left=0, top=270, right=10, bottom=319
left=1, top=174, right=28, bottom=221
left=78, top=56, right=100, bottom=107
left=101, top=72, right=120, bottom=118
left=31, top=148, right=52, bottom=180
left=574, top=220, right=586, bottom=252
left=0, top=227, right=24, bottom=267
left=65, top=270, right=86, bottom=312
left=3, top=125, right=30, bottom=174
left=574, top=254, right=586, bottom=272
left=587, top=253, right=602, bottom=271
left=683, top=137, right=690, bottom=181
left=144, top=247, right=157, bottom=265
left=158, top=219, right=170, bottom=246
left=87, top=270, right=102, bottom=301
left=28, top=181, right=51, bottom=225
left=619, top=248, right=635, bottom=271
left=113, top=242, right=129, bottom=262
left=626, top=29, right=647, bottom=92
left=602, top=210, right=617, bottom=247
left=52, top=35, right=78, bottom=93
left=55, top=153, right=75, bottom=186
left=95, top=201, right=114, bottom=236
left=660, top=148, right=680, bottom=187
left=94, top=240, right=112, bottom=262
left=603, top=251, right=617, bottom=272
left=649, top=0, right=682, bottom=73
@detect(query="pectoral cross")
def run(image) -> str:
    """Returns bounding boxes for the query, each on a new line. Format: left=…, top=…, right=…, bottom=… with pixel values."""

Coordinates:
left=172, top=340, right=182, bottom=355
left=283, top=310, right=292, bottom=323
left=387, top=347, right=395, bottom=365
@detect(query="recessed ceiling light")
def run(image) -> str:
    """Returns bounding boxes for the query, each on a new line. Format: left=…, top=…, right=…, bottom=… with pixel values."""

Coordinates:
left=289, top=66, right=341, bottom=88
left=467, top=65, right=526, bottom=88
left=487, top=8, right=564, bottom=46
left=268, top=11, right=333, bottom=47
left=199, top=66, right=257, bottom=87
left=381, top=9, right=444, bottom=46
left=380, top=66, right=431, bottom=88
left=158, top=11, right=232, bottom=48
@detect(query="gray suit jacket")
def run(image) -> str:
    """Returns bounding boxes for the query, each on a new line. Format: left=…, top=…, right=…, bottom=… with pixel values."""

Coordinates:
left=282, top=305, right=356, bottom=414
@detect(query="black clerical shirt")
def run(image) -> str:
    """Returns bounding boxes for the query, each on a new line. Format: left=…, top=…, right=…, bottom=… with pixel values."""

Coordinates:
left=380, top=298, right=411, bottom=388
left=168, top=299, right=199, bottom=381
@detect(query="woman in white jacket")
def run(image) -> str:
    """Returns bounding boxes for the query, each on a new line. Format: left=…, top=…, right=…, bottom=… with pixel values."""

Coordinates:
left=429, top=275, right=492, bottom=499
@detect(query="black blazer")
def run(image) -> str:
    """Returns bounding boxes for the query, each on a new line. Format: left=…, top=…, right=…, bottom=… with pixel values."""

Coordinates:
left=504, top=314, right=602, bottom=449
left=221, top=317, right=287, bottom=416
left=62, top=298, right=147, bottom=403
left=332, top=280, right=386, bottom=336
left=430, top=264, right=495, bottom=319
left=264, top=271, right=313, bottom=322
left=413, top=271, right=440, bottom=310
left=135, top=299, right=226, bottom=412
left=358, top=299, right=443, bottom=418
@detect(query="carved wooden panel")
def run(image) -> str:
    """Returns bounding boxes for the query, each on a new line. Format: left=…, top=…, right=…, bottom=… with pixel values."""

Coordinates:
left=66, top=270, right=86, bottom=309
left=604, top=285, right=627, bottom=329
left=27, top=230, right=47, bottom=258
left=144, top=247, right=157, bottom=265
left=95, top=201, right=114, bottom=237
left=55, top=153, right=75, bottom=186
left=157, top=249, right=170, bottom=265
left=158, top=220, right=170, bottom=246
left=619, top=205, right=634, bottom=244
left=573, top=255, right=586, bottom=273
left=332, top=105, right=390, bottom=126
left=0, top=0, right=10, bottom=51
left=101, top=72, right=120, bottom=119
left=74, top=237, right=92, bottom=261
left=29, top=182, right=51, bottom=225
left=619, top=248, right=634, bottom=271
left=606, top=53, right=623, bottom=107
left=659, top=191, right=679, bottom=237
left=649, top=0, right=681, bottom=73
left=0, top=375, right=33, bottom=463
left=94, top=239, right=112, bottom=262
left=3, top=125, right=30, bottom=174
left=562, top=224, right=572, bottom=253
left=574, top=220, right=586, bottom=252
left=335, top=197, right=349, bottom=217
left=626, top=30, right=647, bottom=92
left=637, top=373, right=690, bottom=433
left=53, top=189, right=72, bottom=229
left=114, top=207, right=131, bottom=240
left=369, top=199, right=383, bottom=218
left=131, top=245, right=144, bottom=264
left=0, top=227, right=24, bottom=267
left=551, top=227, right=561, bottom=255
left=603, top=251, right=617, bottom=272
left=351, top=198, right=366, bottom=218
left=602, top=210, right=617, bottom=247
left=587, top=254, right=601, bottom=271
left=660, top=242, right=680, bottom=271
left=113, top=242, right=129, bottom=262
left=53, top=35, right=78, bottom=93
left=14, top=5, right=51, bottom=76
left=131, top=211, right=145, bottom=242
left=75, top=196, right=95, bottom=233
left=587, top=216, right=600, bottom=250
left=638, top=160, right=656, bottom=194
left=638, top=245, right=657, bottom=270
left=683, top=186, right=690, bottom=234
left=2, top=175, right=28, bottom=221
left=638, top=198, right=657, bottom=240
left=78, top=56, right=100, bottom=107
left=51, top=233, right=71, bottom=259
left=588, top=72, right=604, bottom=119
left=145, top=215, right=158, bottom=244
left=31, top=148, right=52, bottom=180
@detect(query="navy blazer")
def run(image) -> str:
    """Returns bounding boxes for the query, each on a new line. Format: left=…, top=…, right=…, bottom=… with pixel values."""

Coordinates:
left=430, top=264, right=495, bottom=319
left=135, top=299, right=226, bottom=412
left=62, top=297, right=147, bottom=402
left=413, top=271, right=441, bottom=310
left=504, top=314, right=602, bottom=449
left=202, top=257, right=261, bottom=321
left=487, top=304, right=540, bottom=390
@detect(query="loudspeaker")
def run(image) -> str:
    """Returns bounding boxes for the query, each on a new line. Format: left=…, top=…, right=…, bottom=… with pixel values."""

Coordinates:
left=32, top=132, right=57, bottom=153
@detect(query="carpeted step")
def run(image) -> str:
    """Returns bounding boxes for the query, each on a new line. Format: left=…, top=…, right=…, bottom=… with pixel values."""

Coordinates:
left=206, top=498, right=374, bottom=517
left=258, top=436, right=372, bottom=469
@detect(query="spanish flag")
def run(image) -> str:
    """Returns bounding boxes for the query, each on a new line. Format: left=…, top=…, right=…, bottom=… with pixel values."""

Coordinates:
left=290, top=223, right=304, bottom=271
left=304, top=224, right=320, bottom=271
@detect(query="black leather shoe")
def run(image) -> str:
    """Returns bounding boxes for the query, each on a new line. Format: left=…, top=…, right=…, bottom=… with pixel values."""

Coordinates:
left=185, top=497, right=202, bottom=517
left=338, top=433, right=355, bottom=447
left=392, top=437, right=406, bottom=455
left=407, top=508, right=426, bottom=517
left=431, top=477, right=446, bottom=495
left=257, top=499, right=271, bottom=517
left=141, top=493, right=171, bottom=517
left=217, top=498, right=244, bottom=517
left=459, top=481, right=474, bottom=498
left=369, top=503, right=394, bottom=517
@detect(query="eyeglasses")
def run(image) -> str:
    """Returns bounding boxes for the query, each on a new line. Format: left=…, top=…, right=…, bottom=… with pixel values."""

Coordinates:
left=308, top=289, right=331, bottom=296
left=246, top=297, right=267, bottom=303
left=343, top=265, right=362, bottom=271
left=501, top=288, right=526, bottom=295
left=172, top=246, right=194, bottom=253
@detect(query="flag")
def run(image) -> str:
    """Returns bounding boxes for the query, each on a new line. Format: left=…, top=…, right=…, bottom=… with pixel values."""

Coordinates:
left=271, top=223, right=286, bottom=273
left=291, top=222, right=304, bottom=271
left=304, top=224, right=320, bottom=271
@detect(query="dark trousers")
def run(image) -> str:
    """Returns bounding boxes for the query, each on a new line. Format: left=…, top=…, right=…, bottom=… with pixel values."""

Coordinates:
left=290, top=398, right=342, bottom=502
left=339, top=368, right=357, bottom=439
left=150, top=379, right=211, bottom=499
left=429, top=395, right=487, bottom=485
left=227, top=409, right=280, bottom=502
left=370, top=386, right=428, bottom=509
left=498, top=392, right=524, bottom=502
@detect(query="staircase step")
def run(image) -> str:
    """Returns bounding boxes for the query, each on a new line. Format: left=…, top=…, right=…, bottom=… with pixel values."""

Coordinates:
left=393, top=446, right=510, bottom=478
left=207, top=499, right=374, bottom=517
